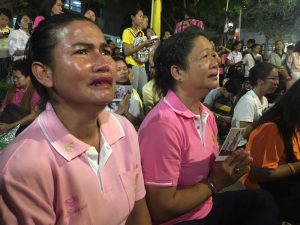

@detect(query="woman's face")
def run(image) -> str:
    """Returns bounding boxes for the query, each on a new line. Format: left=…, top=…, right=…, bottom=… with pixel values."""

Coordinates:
left=51, top=0, right=63, bottom=16
left=115, top=60, right=129, bottom=84
left=260, top=68, right=279, bottom=95
left=235, top=43, right=242, bottom=51
left=41, top=20, right=116, bottom=108
left=146, top=28, right=155, bottom=39
left=0, top=13, right=9, bottom=28
left=18, top=15, right=30, bottom=30
left=275, top=41, right=284, bottom=51
left=12, top=70, right=30, bottom=89
left=131, top=10, right=144, bottom=28
left=142, top=16, right=148, bottom=29
left=84, top=10, right=96, bottom=22
left=176, top=36, right=219, bottom=94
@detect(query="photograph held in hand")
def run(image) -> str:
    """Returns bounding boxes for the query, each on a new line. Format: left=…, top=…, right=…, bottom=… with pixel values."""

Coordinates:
left=217, top=127, right=245, bottom=161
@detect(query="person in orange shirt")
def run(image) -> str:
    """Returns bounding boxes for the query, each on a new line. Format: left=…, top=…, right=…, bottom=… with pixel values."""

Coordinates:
left=245, top=79, right=300, bottom=223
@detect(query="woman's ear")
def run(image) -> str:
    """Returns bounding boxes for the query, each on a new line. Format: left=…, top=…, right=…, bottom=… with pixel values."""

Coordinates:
left=170, top=65, right=183, bottom=82
left=31, top=62, right=54, bottom=88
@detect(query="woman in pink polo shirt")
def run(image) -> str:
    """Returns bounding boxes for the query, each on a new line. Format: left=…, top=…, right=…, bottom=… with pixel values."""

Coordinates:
left=33, top=0, right=63, bottom=29
left=0, top=14, right=151, bottom=225
left=138, top=26, right=278, bottom=225
left=0, top=59, right=41, bottom=136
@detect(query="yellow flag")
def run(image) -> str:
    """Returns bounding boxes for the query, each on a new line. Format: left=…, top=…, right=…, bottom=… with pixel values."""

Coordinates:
left=151, top=0, right=161, bottom=36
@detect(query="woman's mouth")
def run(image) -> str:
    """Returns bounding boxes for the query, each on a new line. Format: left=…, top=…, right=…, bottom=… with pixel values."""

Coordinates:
left=91, top=77, right=113, bottom=88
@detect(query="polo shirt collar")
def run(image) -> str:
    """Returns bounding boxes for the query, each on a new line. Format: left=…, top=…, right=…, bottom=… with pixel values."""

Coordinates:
left=38, top=103, right=125, bottom=161
left=163, top=90, right=202, bottom=119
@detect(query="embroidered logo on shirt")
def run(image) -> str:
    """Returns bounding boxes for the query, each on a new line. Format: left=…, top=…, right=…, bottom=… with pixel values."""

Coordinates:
left=211, top=134, right=217, bottom=145
left=64, top=142, right=74, bottom=152
left=64, top=196, right=87, bottom=218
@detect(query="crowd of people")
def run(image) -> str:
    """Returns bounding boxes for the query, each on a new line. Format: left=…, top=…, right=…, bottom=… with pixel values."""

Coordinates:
left=0, top=1, right=300, bottom=225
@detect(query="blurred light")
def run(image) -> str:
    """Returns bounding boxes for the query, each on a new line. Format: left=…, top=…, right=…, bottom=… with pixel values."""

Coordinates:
left=72, top=1, right=81, bottom=5
left=228, top=22, right=234, bottom=27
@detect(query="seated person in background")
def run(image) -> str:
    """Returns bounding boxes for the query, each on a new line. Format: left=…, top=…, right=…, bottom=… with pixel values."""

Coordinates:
left=0, top=8, right=13, bottom=81
left=107, top=56, right=144, bottom=128
left=217, top=46, right=231, bottom=86
left=204, top=78, right=242, bottom=111
left=142, top=77, right=161, bottom=115
left=265, top=73, right=287, bottom=107
left=231, top=62, right=279, bottom=147
left=268, top=40, right=287, bottom=68
left=0, top=59, right=41, bottom=135
left=139, top=26, right=277, bottom=225
left=8, top=14, right=31, bottom=61
left=242, top=38, right=255, bottom=57
left=226, top=41, right=244, bottom=82
left=204, top=78, right=242, bottom=141
left=287, top=40, right=300, bottom=83
left=243, top=44, right=263, bottom=79
left=33, top=0, right=63, bottom=29
left=245, top=79, right=300, bottom=223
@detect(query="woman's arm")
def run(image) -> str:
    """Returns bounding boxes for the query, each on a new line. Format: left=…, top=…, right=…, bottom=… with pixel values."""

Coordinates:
left=0, top=107, right=39, bottom=134
left=123, top=40, right=154, bottom=56
left=145, top=150, right=251, bottom=224
left=250, top=162, right=300, bottom=183
left=125, top=198, right=152, bottom=225
left=247, top=123, right=299, bottom=183
left=12, top=49, right=25, bottom=56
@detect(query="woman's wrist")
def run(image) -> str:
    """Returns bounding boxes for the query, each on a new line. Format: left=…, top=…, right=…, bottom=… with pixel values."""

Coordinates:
left=204, top=178, right=218, bottom=195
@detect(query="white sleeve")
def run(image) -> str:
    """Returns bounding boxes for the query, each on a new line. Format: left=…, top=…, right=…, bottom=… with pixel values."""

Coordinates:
left=203, top=89, right=220, bottom=108
left=128, top=93, right=141, bottom=117
left=227, top=52, right=233, bottom=61
left=243, top=54, right=249, bottom=65
left=233, top=96, right=255, bottom=123
left=8, top=30, right=18, bottom=56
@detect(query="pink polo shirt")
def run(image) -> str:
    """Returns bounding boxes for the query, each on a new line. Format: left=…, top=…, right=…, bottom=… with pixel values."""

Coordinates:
left=0, top=103, right=145, bottom=225
left=33, top=16, right=45, bottom=29
left=138, top=90, right=219, bottom=225
left=1, top=89, right=41, bottom=109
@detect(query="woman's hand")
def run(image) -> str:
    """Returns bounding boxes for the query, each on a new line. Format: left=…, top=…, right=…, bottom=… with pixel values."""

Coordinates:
left=142, top=39, right=155, bottom=48
left=0, top=123, right=14, bottom=134
left=116, top=93, right=131, bottom=115
left=209, top=149, right=252, bottom=191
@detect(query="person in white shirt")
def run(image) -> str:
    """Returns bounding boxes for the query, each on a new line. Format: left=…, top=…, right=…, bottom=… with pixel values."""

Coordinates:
left=226, top=41, right=243, bottom=65
left=287, top=40, right=300, bottom=82
left=232, top=62, right=279, bottom=146
left=106, top=56, right=144, bottom=128
left=8, top=14, right=31, bottom=61
left=226, top=41, right=244, bottom=81
left=243, top=44, right=263, bottom=78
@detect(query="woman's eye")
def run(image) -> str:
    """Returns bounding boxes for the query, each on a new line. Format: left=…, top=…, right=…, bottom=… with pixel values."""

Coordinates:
left=75, top=49, right=88, bottom=55
left=101, top=49, right=112, bottom=56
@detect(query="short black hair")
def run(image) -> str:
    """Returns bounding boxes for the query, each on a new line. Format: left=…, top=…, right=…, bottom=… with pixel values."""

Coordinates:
left=12, top=59, right=30, bottom=77
left=0, top=8, right=12, bottom=19
left=14, top=14, right=30, bottom=30
left=249, top=62, right=275, bottom=87
left=154, top=26, right=208, bottom=96
left=224, top=79, right=242, bottom=95
left=38, top=0, right=60, bottom=18
left=251, top=43, right=261, bottom=50
left=107, top=39, right=114, bottom=44
left=247, top=39, right=255, bottom=44
left=287, top=45, right=294, bottom=51
left=294, top=41, right=300, bottom=52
